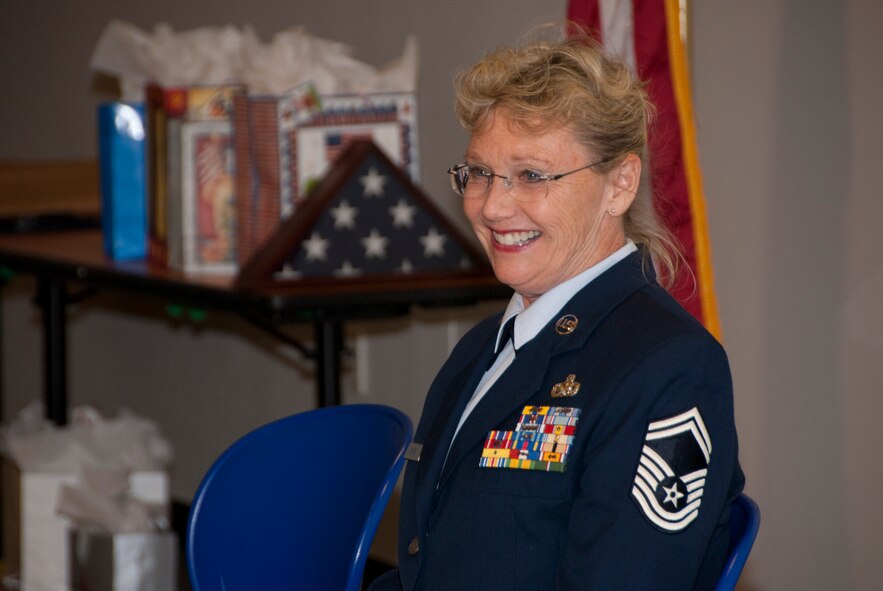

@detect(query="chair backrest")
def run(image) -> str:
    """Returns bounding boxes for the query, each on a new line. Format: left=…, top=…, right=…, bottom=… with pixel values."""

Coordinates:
left=714, top=493, right=761, bottom=591
left=187, top=404, right=413, bottom=591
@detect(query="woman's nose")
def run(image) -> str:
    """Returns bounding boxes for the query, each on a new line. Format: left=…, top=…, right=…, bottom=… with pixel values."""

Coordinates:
left=481, top=176, right=518, bottom=218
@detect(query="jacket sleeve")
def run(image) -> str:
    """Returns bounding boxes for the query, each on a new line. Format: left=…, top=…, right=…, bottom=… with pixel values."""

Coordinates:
left=559, top=333, right=743, bottom=590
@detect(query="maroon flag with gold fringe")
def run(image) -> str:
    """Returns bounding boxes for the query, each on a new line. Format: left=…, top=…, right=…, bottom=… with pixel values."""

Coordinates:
left=568, top=0, right=722, bottom=339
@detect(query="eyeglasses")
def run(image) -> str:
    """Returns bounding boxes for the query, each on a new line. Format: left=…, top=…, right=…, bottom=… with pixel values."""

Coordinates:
left=447, top=158, right=610, bottom=202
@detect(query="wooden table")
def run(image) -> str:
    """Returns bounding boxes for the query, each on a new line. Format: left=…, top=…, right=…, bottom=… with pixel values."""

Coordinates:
left=0, top=230, right=509, bottom=423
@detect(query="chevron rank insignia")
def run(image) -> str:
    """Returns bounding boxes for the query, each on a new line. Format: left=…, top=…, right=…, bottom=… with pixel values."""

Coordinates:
left=631, top=407, right=711, bottom=532
left=480, top=406, right=581, bottom=472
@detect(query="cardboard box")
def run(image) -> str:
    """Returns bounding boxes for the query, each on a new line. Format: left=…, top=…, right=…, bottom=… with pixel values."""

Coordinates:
left=70, top=530, right=177, bottom=591
left=2, top=461, right=169, bottom=591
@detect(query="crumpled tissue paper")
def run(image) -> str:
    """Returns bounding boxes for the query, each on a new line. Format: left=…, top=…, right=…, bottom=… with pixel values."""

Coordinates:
left=1, top=401, right=172, bottom=474
left=90, top=20, right=419, bottom=100
left=56, top=465, right=168, bottom=535
left=0, top=402, right=173, bottom=591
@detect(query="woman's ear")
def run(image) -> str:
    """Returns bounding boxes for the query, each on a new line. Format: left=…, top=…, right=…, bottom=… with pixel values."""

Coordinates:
left=606, top=153, right=641, bottom=216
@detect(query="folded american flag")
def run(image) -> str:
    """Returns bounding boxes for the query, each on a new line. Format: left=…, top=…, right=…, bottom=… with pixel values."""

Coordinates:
left=236, top=140, right=490, bottom=289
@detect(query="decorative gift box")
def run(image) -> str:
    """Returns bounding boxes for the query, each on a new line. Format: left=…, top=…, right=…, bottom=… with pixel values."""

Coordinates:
left=0, top=404, right=173, bottom=591
left=2, top=462, right=170, bottom=591
left=146, top=84, right=241, bottom=274
left=69, top=529, right=177, bottom=591
left=98, top=102, right=147, bottom=261
left=232, top=83, right=419, bottom=264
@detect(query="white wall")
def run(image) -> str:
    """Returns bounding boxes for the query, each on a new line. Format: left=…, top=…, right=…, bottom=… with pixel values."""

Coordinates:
left=691, top=1, right=883, bottom=589
left=2, top=0, right=883, bottom=588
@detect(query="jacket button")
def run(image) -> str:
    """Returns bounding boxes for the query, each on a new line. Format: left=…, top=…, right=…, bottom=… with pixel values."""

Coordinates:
left=407, top=537, right=420, bottom=555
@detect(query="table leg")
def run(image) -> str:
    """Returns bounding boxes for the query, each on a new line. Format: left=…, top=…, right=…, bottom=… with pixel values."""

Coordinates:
left=314, top=318, right=343, bottom=407
left=37, top=276, right=67, bottom=425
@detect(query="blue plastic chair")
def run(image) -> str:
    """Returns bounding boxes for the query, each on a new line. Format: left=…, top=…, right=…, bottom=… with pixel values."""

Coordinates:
left=714, top=493, right=761, bottom=591
left=187, top=404, right=413, bottom=591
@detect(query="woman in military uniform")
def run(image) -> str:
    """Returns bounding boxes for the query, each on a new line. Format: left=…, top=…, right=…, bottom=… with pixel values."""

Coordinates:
left=370, top=30, right=744, bottom=591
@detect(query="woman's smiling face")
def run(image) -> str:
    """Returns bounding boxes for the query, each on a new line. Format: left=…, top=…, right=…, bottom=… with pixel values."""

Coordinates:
left=463, top=109, right=629, bottom=305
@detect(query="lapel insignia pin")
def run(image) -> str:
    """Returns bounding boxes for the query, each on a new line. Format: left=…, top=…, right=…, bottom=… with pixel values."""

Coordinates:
left=555, top=314, right=579, bottom=335
left=551, top=374, right=581, bottom=398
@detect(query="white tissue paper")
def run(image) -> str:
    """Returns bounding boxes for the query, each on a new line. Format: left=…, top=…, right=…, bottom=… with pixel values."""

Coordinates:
left=0, top=403, right=173, bottom=591
left=239, top=26, right=419, bottom=95
left=90, top=20, right=419, bottom=100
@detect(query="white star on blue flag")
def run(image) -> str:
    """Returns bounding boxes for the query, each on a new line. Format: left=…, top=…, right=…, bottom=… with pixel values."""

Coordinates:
left=285, top=152, right=478, bottom=278
left=360, top=167, right=386, bottom=197
left=362, top=229, right=389, bottom=259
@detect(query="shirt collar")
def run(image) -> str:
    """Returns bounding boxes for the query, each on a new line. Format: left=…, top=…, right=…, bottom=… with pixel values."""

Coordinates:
left=495, top=240, right=638, bottom=351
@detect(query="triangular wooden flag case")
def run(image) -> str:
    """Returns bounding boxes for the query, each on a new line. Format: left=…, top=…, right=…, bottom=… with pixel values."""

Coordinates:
left=236, top=140, right=496, bottom=295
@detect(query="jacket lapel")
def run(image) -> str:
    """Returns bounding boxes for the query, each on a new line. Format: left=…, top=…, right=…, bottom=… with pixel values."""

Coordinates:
left=436, top=250, right=653, bottom=489
left=412, top=330, right=497, bottom=531
left=437, top=322, right=562, bottom=488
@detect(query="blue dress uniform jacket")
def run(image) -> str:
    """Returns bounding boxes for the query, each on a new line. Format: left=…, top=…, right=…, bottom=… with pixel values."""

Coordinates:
left=370, top=250, right=744, bottom=591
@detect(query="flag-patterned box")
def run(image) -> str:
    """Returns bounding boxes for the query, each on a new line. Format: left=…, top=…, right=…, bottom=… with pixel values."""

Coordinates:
left=232, top=83, right=418, bottom=265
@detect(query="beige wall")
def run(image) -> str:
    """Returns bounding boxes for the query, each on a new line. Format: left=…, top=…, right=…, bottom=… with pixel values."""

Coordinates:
left=2, top=1, right=883, bottom=588
left=690, top=1, right=883, bottom=589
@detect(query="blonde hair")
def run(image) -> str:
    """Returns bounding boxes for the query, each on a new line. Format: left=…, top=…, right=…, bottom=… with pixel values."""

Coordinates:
left=453, top=30, right=683, bottom=286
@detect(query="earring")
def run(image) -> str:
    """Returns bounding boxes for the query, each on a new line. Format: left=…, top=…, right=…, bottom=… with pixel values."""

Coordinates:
left=609, top=208, right=616, bottom=215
